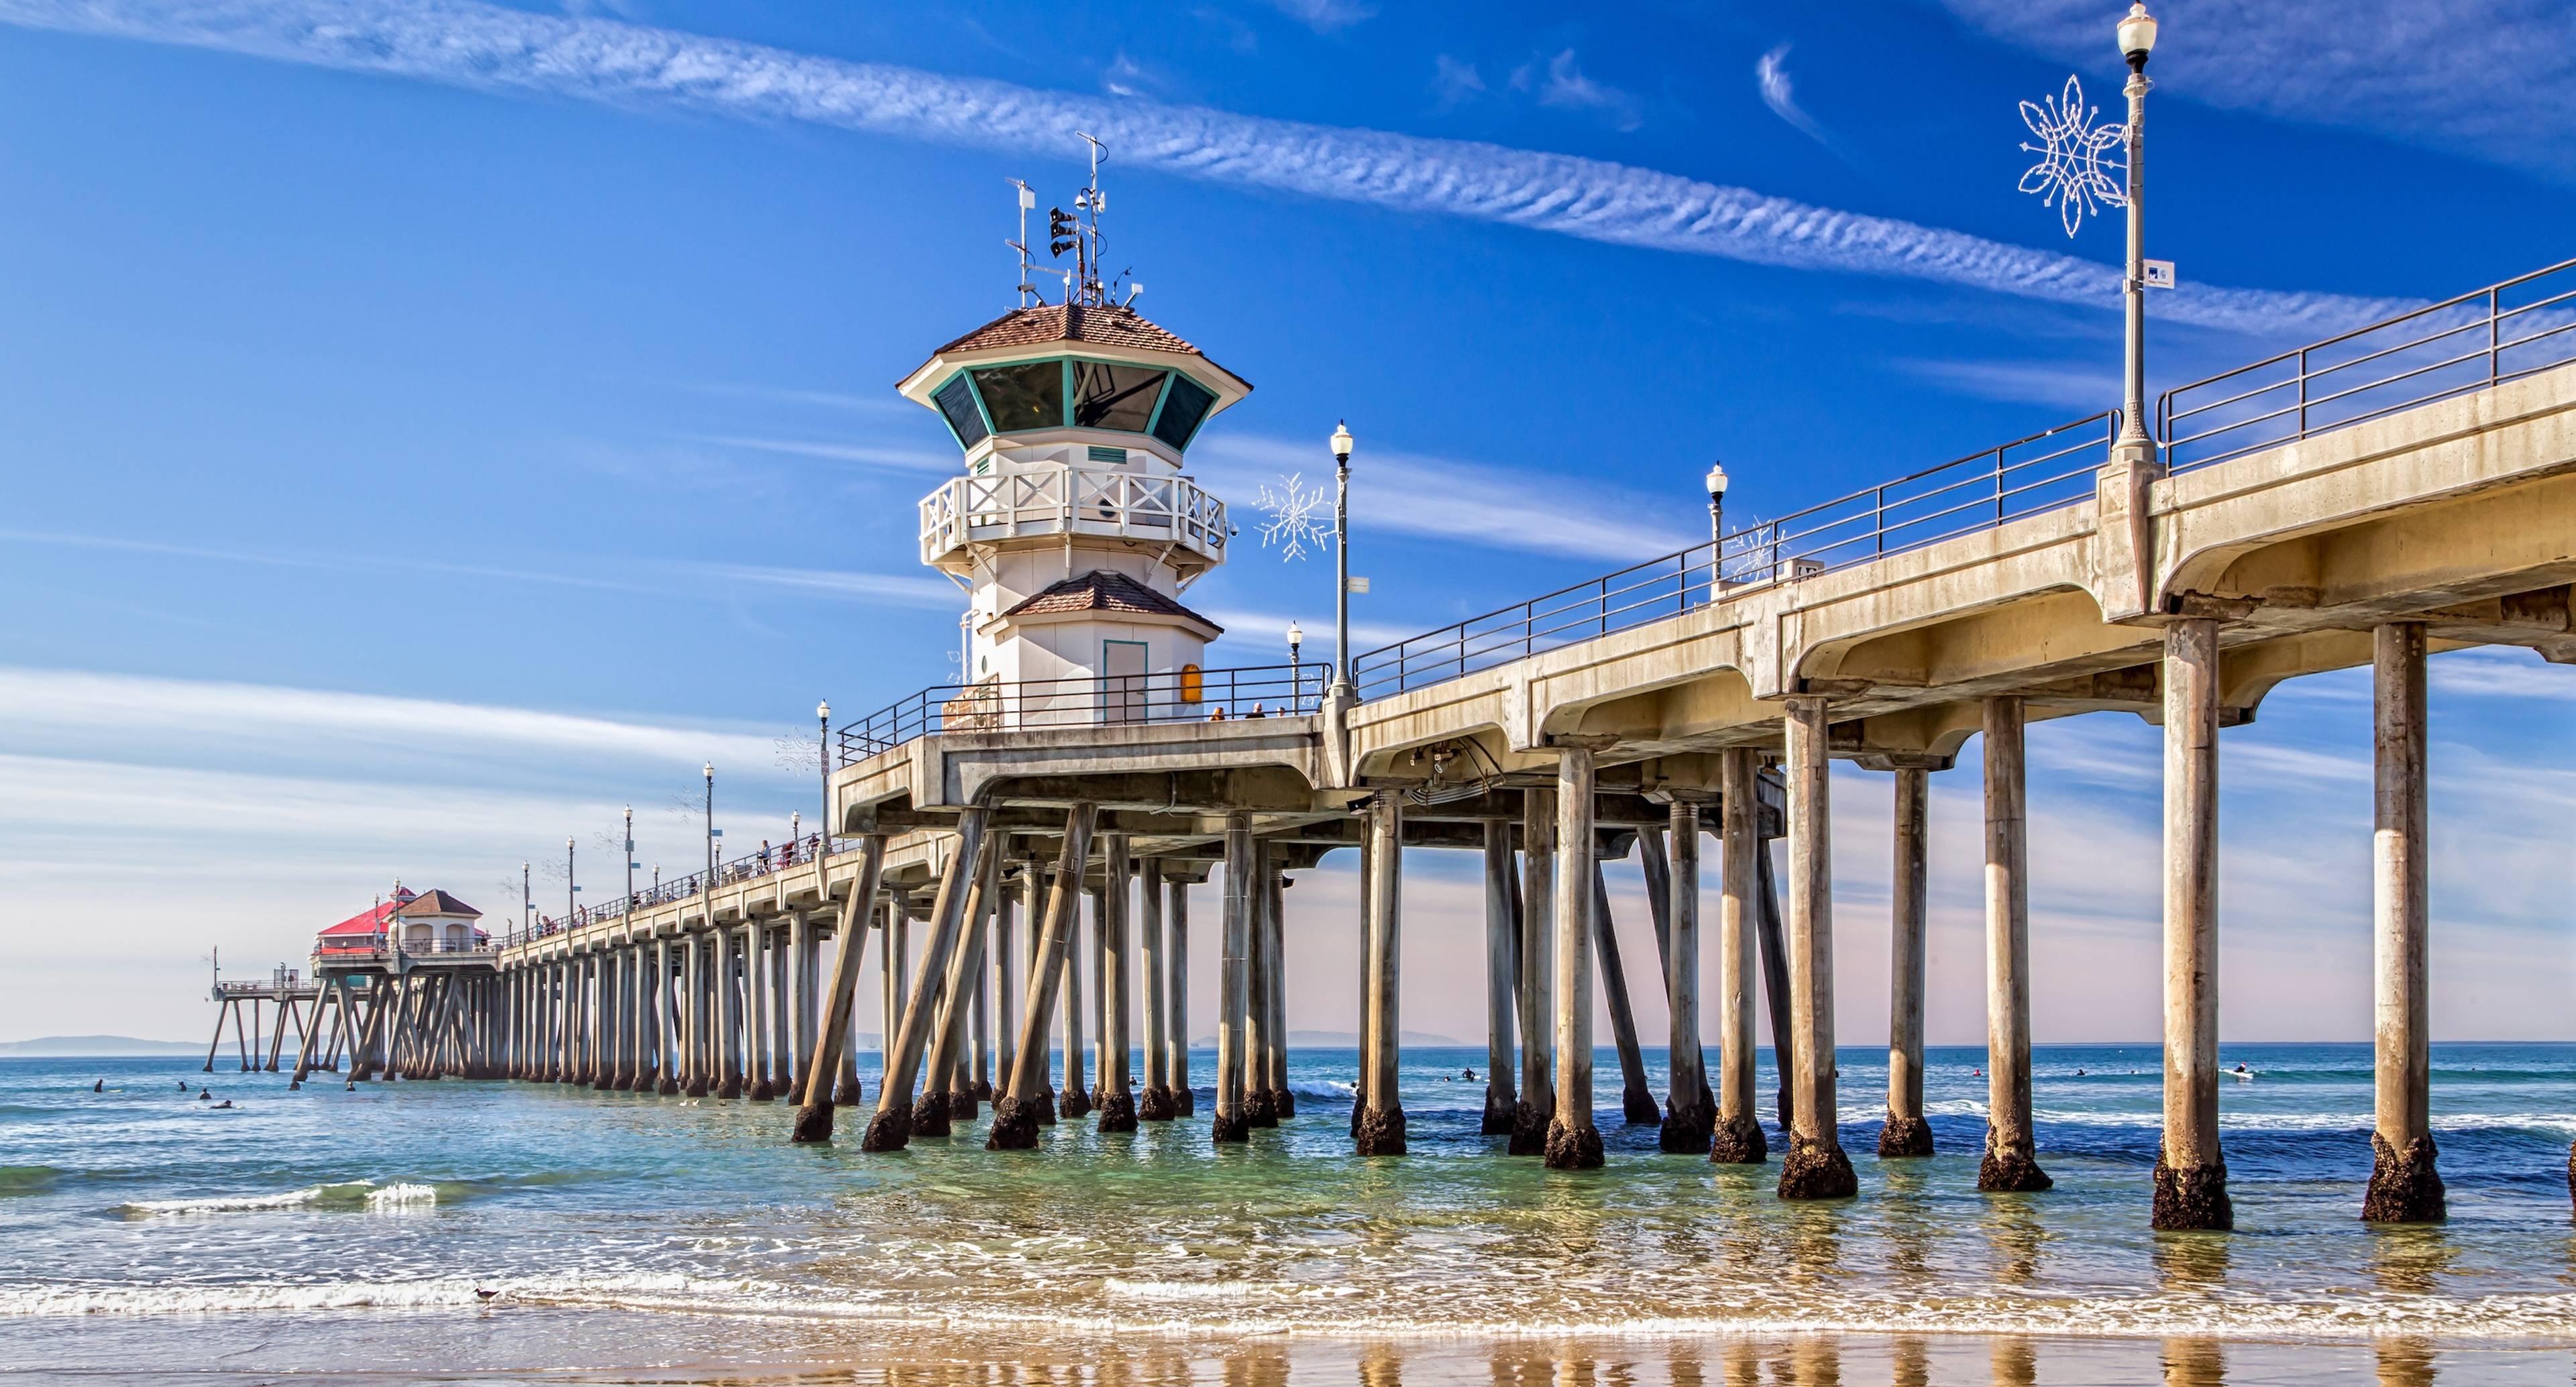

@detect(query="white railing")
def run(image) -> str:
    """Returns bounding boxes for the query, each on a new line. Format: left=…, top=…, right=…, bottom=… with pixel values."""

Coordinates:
left=920, top=464, right=1228, bottom=567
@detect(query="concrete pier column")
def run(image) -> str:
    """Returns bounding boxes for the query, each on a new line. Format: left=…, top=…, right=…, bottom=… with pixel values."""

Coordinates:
left=1060, top=884, right=1091, bottom=1120
left=709, top=928, right=739, bottom=1099
left=1097, top=832, right=1138, bottom=1132
left=1214, top=812, right=1255, bottom=1144
left=769, top=925, right=793, bottom=1098
left=1545, top=746, right=1603, bottom=1170
left=883, top=899, right=911, bottom=1101
left=622, top=948, right=645, bottom=1091
left=1139, top=856, right=1174, bottom=1119
left=995, top=869, right=1022, bottom=1105
left=560, top=960, right=580, bottom=1086
left=786, top=913, right=811, bottom=1102
left=916, top=836, right=1001, bottom=1137
left=654, top=938, right=679, bottom=1094
left=1590, top=866, right=1660, bottom=1124
left=792, top=834, right=886, bottom=1142
left=636, top=943, right=660, bottom=1093
left=863, top=810, right=992, bottom=1152
left=1511, top=787, right=1556, bottom=1156
left=1265, top=863, right=1293, bottom=1118
left=1244, top=840, right=1281, bottom=1127
left=2155, top=616, right=2231, bottom=1231
left=1778, top=696, right=1856, bottom=1199
left=1882, top=767, right=1935, bottom=1158
left=988, top=806, right=1096, bottom=1149
left=1089, top=883, right=1110, bottom=1111
left=1480, top=820, right=1519, bottom=1136
left=2366, top=621, right=2445, bottom=1223
left=1355, top=792, right=1408, bottom=1155
left=1661, top=801, right=1715, bottom=1153
left=1167, top=873, right=1193, bottom=1117
left=1980, top=698, right=2049, bottom=1191
left=1020, top=857, right=1055, bottom=1119
left=748, top=927, right=778, bottom=1101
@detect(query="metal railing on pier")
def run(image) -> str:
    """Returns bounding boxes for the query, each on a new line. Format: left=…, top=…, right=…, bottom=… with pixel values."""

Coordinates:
left=2161, top=257, right=2576, bottom=472
left=1349, top=412, right=2118, bottom=699
left=836, top=663, right=1326, bottom=766
left=500, top=831, right=839, bottom=948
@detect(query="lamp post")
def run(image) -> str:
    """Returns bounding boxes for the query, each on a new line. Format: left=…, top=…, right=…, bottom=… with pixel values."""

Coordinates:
left=521, top=861, right=530, bottom=938
left=566, top=836, right=576, bottom=928
left=2116, top=1, right=2159, bottom=456
left=624, top=806, right=635, bottom=916
left=1287, top=620, right=1303, bottom=708
left=816, top=700, right=832, bottom=861
left=703, top=763, right=716, bottom=899
left=1330, top=422, right=1354, bottom=701
left=1705, top=461, right=1731, bottom=602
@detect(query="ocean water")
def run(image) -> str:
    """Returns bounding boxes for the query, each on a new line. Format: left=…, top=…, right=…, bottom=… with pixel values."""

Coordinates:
left=5, top=1044, right=2574, bottom=1384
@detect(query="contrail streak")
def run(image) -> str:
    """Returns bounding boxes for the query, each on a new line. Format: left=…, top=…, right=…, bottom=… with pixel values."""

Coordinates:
left=0, top=0, right=2412, bottom=334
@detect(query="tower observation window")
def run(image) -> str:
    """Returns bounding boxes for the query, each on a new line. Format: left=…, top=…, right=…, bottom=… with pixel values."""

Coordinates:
left=972, top=362, right=1065, bottom=432
left=933, top=375, right=988, bottom=448
left=1072, top=362, right=1167, bottom=432
left=1152, top=374, right=1217, bottom=450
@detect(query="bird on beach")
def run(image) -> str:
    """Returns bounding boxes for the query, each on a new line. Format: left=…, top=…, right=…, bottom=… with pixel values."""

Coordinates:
left=474, top=1287, right=500, bottom=1302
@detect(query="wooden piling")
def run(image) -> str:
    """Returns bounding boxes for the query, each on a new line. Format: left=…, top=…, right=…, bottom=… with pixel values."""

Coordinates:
left=1980, top=698, right=2049, bottom=1191
left=989, top=806, right=1097, bottom=1149
left=864, top=810, right=992, bottom=1152
left=1214, top=812, right=1256, bottom=1144
left=1778, top=696, right=1856, bottom=1199
left=1481, top=820, right=1519, bottom=1136
left=2365, top=621, right=2445, bottom=1222
left=2155, top=616, right=2231, bottom=1230
left=1511, top=787, right=1556, bottom=1156
left=1881, top=766, right=1935, bottom=1158
left=1545, top=746, right=1602, bottom=1170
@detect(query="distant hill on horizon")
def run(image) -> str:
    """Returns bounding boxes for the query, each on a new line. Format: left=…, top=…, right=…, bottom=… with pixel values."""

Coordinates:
left=0, top=1036, right=203, bottom=1057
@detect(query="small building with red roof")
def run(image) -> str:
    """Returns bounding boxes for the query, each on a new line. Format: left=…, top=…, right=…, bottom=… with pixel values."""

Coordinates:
left=315, top=886, right=486, bottom=960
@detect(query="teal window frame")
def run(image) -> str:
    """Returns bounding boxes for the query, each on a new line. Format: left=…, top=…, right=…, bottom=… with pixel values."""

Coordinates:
left=932, top=369, right=997, bottom=449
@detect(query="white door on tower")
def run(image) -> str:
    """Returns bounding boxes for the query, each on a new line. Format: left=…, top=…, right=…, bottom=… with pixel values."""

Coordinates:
left=1102, top=640, right=1148, bottom=724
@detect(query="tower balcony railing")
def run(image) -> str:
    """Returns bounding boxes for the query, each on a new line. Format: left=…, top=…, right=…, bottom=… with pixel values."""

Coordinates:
left=919, top=463, right=1228, bottom=568
left=837, top=663, right=1324, bottom=765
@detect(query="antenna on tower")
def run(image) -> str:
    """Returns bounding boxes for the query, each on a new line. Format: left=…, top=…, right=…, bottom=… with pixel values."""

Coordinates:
left=1074, top=132, right=1108, bottom=306
left=1006, top=178, right=1039, bottom=308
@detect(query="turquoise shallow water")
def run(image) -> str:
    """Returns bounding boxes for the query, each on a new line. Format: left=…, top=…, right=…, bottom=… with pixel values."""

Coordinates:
left=3, top=1044, right=2574, bottom=1382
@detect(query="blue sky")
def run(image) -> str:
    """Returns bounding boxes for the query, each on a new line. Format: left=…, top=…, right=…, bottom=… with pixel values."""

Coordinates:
left=2, top=0, right=2570, bottom=1046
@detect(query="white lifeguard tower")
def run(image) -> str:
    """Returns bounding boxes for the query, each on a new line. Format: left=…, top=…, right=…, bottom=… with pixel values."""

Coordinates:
left=898, top=154, right=1253, bottom=730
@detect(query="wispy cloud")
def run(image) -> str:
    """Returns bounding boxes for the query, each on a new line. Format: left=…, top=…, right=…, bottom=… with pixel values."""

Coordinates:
left=1430, top=54, right=1485, bottom=111
left=1756, top=44, right=1851, bottom=162
left=1939, top=0, right=2576, bottom=184
left=0, top=0, right=2410, bottom=335
left=1201, top=433, right=1702, bottom=562
left=1514, top=48, right=1642, bottom=133
left=687, top=561, right=959, bottom=606
left=676, top=433, right=956, bottom=472
left=1897, top=355, right=2122, bottom=412
left=1263, top=0, right=1373, bottom=34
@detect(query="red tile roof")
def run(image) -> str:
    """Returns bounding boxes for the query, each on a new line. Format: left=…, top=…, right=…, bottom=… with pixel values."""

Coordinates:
left=934, top=302, right=1203, bottom=359
left=396, top=889, right=482, bottom=920
left=1002, top=570, right=1222, bottom=632
left=315, top=888, right=482, bottom=938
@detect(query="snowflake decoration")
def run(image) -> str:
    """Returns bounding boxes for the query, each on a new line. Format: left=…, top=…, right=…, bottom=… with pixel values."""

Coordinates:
left=2017, top=75, right=2128, bottom=237
left=1254, top=471, right=1334, bottom=562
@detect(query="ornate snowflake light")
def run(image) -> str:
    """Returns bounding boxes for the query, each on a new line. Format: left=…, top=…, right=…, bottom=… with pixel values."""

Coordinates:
left=1254, top=471, right=1333, bottom=562
left=2017, top=75, right=2128, bottom=237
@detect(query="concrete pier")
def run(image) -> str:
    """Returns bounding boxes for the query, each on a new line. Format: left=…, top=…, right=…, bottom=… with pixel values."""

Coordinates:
left=1880, top=767, right=1934, bottom=1158
left=1545, top=744, right=1603, bottom=1170
left=1138, top=855, right=1174, bottom=1120
left=863, top=808, right=989, bottom=1152
left=1059, top=881, right=1089, bottom=1121
left=2365, top=622, right=2445, bottom=1223
left=1244, top=840, right=1279, bottom=1127
left=1356, top=793, right=1407, bottom=1154
left=1166, top=873, right=1193, bottom=1117
left=1980, top=697, right=2049, bottom=1192
left=1589, top=866, right=1659, bottom=1125
left=792, top=835, right=886, bottom=1142
left=1097, top=832, right=1138, bottom=1133
left=1511, top=786, right=1555, bottom=1156
left=1778, top=697, right=1856, bottom=1200
left=1480, top=820, right=1518, bottom=1136
left=1263, top=861, right=1293, bottom=1119
left=2155, top=616, right=2231, bottom=1231
left=1214, top=812, right=1254, bottom=1144
left=1659, top=801, right=1714, bottom=1152
left=914, top=839, right=998, bottom=1137
left=1711, top=748, right=1766, bottom=1164
left=989, top=806, right=1095, bottom=1150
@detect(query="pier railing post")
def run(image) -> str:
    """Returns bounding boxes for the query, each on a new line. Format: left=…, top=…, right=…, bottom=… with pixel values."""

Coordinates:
left=1980, top=698, right=2049, bottom=1191
left=1778, top=696, right=1856, bottom=1199
left=989, top=805, right=1097, bottom=1149
left=2365, top=621, right=2445, bottom=1223
left=2155, top=615, right=2231, bottom=1230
